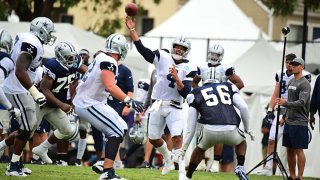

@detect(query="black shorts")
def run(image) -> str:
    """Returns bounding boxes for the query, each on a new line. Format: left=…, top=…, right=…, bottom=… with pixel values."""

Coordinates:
left=282, top=124, right=308, bottom=149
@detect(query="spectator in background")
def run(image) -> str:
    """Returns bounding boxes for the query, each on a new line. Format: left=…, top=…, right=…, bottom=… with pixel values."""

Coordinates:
left=79, top=49, right=90, bottom=66
left=276, top=57, right=311, bottom=180
left=261, top=106, right=272, bottom=166
left=309, top=75, right=320, bottom=130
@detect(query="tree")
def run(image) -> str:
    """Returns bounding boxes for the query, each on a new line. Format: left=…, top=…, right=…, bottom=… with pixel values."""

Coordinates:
left=261, top=0, right=320, bottom=16
left=262, top=0, right=320, bottom=60
left=0, top=0, right=162, bottom=37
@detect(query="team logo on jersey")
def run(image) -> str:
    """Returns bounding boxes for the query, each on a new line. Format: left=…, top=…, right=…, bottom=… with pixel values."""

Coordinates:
left=288, top=86, right=296, bottom=90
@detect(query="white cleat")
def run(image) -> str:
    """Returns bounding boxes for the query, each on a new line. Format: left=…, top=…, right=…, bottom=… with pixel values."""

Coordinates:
left=161, top=153, right=175, bottom=175
left=92, top=160, right=104, bottom=174
left=32, top=146, right=52, bottom=164
left=256, top=166, right=272, bottom=176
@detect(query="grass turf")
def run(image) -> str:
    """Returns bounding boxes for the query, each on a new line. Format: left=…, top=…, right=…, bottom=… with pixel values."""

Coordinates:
left=0, top=163, right=318, bottom=180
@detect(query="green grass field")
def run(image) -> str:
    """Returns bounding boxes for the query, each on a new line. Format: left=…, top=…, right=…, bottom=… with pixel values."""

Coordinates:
left=0, top=163, right=318, bottom=180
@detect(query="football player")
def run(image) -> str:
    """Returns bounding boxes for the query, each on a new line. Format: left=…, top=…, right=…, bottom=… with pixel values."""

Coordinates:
left=31, top=42, right=87, bottom=165
left=73, top=33, right=144, bottom=180
left=125, top=17, right=196, bottom=179
left=182, top=80, right=253, bottom=180
left=0, top=17, right=56, bottom=177
left=0, top=29, right=21, bottom=162
left=192, top=44, right=244, bottom=172
left=258, top=53, right=311, bottom=176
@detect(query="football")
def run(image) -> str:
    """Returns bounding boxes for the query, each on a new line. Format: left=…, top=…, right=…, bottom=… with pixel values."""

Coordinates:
left=125, top=3, right=138, bottom=16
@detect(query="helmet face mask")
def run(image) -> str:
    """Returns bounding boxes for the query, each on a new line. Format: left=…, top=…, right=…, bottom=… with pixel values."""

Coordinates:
left=30, top=17, right=56, bottom=46
left=54, top=42, right=77, bottom=68
left=171, top=37, right=191, bottom=61
left=0, top=29, right=13, bottom=53
left=129, top=123, right=146, bottom=144
left=207, top=44, right=224, bottom=65
left=105, top=33, right=128, bottom=61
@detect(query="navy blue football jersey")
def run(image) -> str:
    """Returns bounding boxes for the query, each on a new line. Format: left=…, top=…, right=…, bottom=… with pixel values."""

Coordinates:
left=43, top=55, right=82, bottom=107
left=188, top=81, right=241, bottom=125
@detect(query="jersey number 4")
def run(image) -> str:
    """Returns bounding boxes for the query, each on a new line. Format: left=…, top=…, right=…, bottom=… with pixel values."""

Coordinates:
left=200, top=85, right=232, bottom=106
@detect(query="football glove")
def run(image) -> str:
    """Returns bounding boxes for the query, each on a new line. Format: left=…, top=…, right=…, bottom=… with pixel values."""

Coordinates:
left=8, top=106, right=21, bottom=122
left=264, top=111, right=275, bottom=124
left=245, top=129, right=255, bottom=141
left=28, top=85, right=46, bottom=107
left=124, top=97, right=144, bottom=113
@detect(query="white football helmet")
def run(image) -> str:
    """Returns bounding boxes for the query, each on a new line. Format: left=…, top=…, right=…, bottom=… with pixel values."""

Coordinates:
left=129, top=123, right=147, bottom=144
left=171, top=36, right=191, bottom=60
left=207, top=44, right=224, bottom=65
left=54, top=42, right=77, bottom=68
left=30, top=17, right=56, bottom=46
left=105, top=33, right=128, bottom=61
left=0, top=29, right=13, bottom=53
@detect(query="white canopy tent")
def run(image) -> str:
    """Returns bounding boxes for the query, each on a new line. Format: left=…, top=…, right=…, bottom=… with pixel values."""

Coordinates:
left=0, top=21, right=150, bottom=95
left=137, top=0, right=269, bottom=67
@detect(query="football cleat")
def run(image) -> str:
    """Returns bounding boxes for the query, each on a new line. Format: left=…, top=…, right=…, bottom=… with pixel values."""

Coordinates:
left=113, top=160, right=124, bottom=169
left=32, top=145, right=53, bottom=164
left=5, top=161, right=28, bottom=177
left=92, top=160, right=104, bottom=174
left=234, top=165, right=249, bottom=180
left=56, top=160, right=68, bottom=166
left=99, top=168, right=127, bottom=180
left=137, top=161, right=150, bottom=168
left=161, top=152, right=175, bottom=175
left=75, top=159, right=82, bottom=166
left=256, top=166, right=272, bottom=176
left=30, top=158, right=46, bottom=165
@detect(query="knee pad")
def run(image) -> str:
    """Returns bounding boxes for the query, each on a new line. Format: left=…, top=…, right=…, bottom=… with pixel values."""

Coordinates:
left=16, top=129, right=31, bottom=141
left=54, top=122, right=79, bottom=142
left=105, top=136, right=123, bottom=160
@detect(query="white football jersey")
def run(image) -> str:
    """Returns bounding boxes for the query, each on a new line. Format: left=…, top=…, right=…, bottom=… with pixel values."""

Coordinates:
left=196, top=62, right=234, bottom=83
left=275, top=69, right=311, bottom=100
left=73, top=53, right=118, bottom=108
left=3, top=32, right=44, bottom=94
left=151, top=50, right=195, bottom=103
left=0, top=53, right=15, bottom=80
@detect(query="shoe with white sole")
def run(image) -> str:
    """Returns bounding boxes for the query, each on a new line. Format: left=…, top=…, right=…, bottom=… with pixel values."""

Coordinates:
left=234, top=165, right=249, bottom=180
left=257, top=166, right=272, bottom=176
left=5, top=161, right=28, bottom=177
left=92, top=160, right=104, bottom=174
left=161, top=153, right=175, bottom=175
left=32, top=146, right=52, bottom=164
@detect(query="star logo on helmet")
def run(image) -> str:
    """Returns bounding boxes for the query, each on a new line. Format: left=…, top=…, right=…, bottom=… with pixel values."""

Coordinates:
left=43, top=21, right=48, bottom=27
left=138, top=82, right=144, bottom=89
left=107, top=65, right=114, bottom=72
left=58, top=47, right=62, bottom=51
left=27, top=47, right=33, bottom=54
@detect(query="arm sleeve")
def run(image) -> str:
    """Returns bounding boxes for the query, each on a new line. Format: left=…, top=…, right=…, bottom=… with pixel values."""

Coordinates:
left=179, top=80, right=192, bottom=99
left=182, top=106, right=198, bottom=152
left=233, top=93, right=250, bottom=131
left=310, top=76, right=320, bottom=114
left=0, top=70, right=12, bottom=109
left=133, top=40, right=155, bottom=63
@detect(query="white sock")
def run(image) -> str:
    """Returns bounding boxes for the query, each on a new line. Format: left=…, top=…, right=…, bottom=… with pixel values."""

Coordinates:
left=11, top=154, right=21, bottom=162
left=76, top=138, right=87, bottom=160
left=41, top=140, right=52, bottom=150
left=156, top=141, right=170, bottom=161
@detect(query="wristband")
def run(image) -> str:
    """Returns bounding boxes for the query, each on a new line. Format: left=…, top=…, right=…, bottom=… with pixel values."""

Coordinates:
left=267, top=107, right=273, bottom=112
left=28, top=85, right=40, bottom=97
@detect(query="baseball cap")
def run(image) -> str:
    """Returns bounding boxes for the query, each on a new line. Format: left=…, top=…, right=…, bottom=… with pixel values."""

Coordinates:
left=79, top=49, right=90, bottom=56
left=289, top=57, right=304, bottom=66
